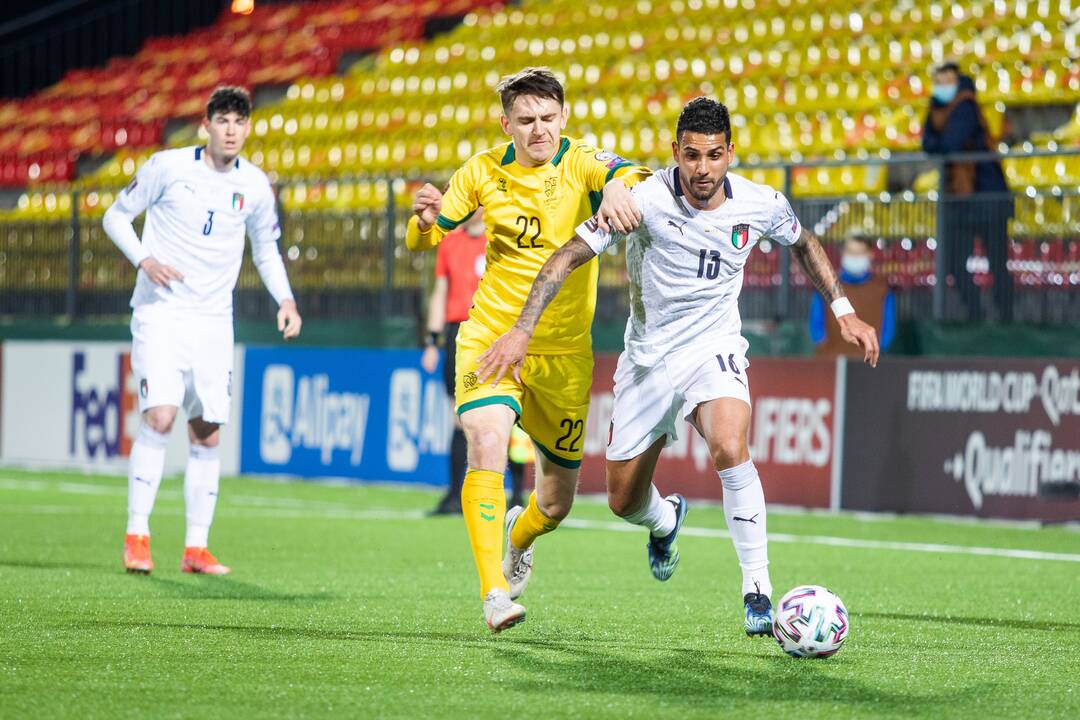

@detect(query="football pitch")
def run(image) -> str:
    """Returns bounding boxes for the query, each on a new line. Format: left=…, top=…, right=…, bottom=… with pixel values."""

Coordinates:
left=2, top=469, right=1078, bottom=719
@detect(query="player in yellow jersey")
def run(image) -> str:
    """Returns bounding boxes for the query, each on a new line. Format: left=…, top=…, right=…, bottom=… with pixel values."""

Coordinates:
left=406, top=67, right=650, bottom=632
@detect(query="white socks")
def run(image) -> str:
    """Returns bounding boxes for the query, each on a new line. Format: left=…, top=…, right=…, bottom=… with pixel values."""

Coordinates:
left=621, top=484, right=677, bottom=538
left=126, top=422, right=222, bottom=547
left=184, top=444, right=221, bottom=548
left=719, top=460, right=772, bottom=598
left=126, top=425, right=169, bottom=536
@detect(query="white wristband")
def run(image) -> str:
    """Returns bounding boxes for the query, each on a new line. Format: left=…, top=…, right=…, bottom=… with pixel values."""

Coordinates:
left=830, top=297, right=855, bottom=318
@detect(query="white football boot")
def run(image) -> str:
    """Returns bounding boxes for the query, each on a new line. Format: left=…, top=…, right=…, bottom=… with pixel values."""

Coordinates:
left=483, top=588, right=526, bottom=633
left=502, top=505, right=534, bottom=600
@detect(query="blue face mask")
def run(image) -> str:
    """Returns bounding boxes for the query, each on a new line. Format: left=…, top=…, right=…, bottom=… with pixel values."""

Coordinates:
left=932, top=83, right=958, bottom=104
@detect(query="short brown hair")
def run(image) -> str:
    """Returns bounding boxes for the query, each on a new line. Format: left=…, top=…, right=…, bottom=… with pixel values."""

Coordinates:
left=495, top=67, right=564, bottom=115
left=206, top=86, right=252, bottom=119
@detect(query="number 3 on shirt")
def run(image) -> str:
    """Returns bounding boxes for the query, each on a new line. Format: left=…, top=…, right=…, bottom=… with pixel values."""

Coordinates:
left=202, top=210, right=215, bottom=236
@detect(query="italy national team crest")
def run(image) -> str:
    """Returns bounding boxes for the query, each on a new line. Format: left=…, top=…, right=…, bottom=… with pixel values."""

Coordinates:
left=731, top=223, right=750, bottom=250
left=232, top=192, right=244, bottom=211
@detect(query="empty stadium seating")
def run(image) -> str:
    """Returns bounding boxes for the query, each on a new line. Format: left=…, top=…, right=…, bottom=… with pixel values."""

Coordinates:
left=232, top=0, right=1079, bottom=196
left=5, top=0, right=1077, bottom=199
left=0, top=0, right=503, bottom=186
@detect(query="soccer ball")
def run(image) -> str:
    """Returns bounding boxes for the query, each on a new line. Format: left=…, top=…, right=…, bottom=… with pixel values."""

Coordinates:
left=771, top=585, right=849, bottom=658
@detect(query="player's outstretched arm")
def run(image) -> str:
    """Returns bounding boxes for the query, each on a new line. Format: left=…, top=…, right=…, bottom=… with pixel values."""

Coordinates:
left=791, top=226, right=880, bottom=367
left=476, top=236, right=597, bottom=385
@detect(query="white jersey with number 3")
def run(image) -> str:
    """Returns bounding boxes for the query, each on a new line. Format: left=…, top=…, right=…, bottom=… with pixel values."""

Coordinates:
left=576, top=168, right=802, bottom=367
left=103, top=145, right=292, bottom=318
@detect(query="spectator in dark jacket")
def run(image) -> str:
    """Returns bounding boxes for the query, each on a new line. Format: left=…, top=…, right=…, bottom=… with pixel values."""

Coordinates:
left=923, top=62, right=1014, bottom=321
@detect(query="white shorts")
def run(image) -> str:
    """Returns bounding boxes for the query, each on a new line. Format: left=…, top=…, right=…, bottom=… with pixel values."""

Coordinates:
left=130, top=311, right=234, bottom=425
left=606, top=337, right=751, bottom=461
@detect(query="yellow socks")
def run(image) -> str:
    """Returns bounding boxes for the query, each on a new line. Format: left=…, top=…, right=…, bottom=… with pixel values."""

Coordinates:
left=510, top=491, right=561, bottom=550
left=461, top=469, right=509, bottom=597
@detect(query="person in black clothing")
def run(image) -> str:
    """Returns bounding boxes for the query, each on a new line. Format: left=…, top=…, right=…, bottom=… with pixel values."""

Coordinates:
left=922, top=62, right=1014, bottom=321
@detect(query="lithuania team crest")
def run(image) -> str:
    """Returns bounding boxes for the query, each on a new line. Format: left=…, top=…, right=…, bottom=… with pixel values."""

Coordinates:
left=232, top=192, right=244, bottom=211
left=731, top=223, right=750, bottom=250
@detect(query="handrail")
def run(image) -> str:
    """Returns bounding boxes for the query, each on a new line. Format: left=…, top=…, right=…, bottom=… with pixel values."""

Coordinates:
left=731, top=147, right=1080, bottom=170
left=5, top=147, right=1078, bottom=197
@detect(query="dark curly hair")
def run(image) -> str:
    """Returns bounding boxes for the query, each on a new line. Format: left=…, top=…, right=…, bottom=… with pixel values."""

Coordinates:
left=676, top=96, right=732, bottom=144
left=206, top=86, right=252, bottom=119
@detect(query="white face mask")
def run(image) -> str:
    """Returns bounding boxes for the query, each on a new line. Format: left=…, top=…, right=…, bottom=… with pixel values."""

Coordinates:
left=841, top=254, right=871, bottom=276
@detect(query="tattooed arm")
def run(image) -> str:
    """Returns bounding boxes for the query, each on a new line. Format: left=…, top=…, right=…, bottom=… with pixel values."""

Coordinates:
left=791, top=226, right=881, bottom=367
left=476, top=237, right=597, bottom=385
left=791, top=226, right=845, bottom=304
left=513, top=237, right=597, bottom=336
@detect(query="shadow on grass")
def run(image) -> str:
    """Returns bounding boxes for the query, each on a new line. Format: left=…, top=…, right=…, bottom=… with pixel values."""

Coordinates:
left=72, top=619, right=992, bottom=712
left=146, top=576, right=335, bottom=602
left=486, top=639, right=990, bottom=712
left=71, top=620, right=677, bottom=651
left=0, top=562, right=333, bottom=606
left=0, top=559, right=114, bottom=572
left=857, top=610, right=1080, bottom=633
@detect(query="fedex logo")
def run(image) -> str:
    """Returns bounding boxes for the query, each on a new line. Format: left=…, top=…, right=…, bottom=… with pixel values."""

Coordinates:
left=70, top=351, right=137, bottom=459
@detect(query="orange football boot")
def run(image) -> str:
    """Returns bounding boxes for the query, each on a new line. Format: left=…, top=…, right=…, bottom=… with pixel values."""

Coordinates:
left=124, top=534, right=153, bottom=574
left=181, top=547, right=231, bottom=575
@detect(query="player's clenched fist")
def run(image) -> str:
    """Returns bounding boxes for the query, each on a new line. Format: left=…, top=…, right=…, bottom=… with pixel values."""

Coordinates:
left=138, top=256, right=184, bottom=287
left=412, top=183, right=444, bottom=232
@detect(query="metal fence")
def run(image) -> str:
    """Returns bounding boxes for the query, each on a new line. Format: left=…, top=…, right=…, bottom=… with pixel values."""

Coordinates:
left=1, top=149, right=1078, bottom=326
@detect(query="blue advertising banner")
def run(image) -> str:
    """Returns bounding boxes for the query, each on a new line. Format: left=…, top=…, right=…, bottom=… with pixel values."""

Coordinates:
left=241, top=347, right=453, bottom=483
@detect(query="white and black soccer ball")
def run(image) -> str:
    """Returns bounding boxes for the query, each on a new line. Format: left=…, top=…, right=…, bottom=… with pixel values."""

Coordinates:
left=772, top=585, right=849, bottom=658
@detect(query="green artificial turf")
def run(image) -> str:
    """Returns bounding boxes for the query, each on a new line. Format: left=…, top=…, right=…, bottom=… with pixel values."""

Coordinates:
left=1, top=468, right=1078, bottom=719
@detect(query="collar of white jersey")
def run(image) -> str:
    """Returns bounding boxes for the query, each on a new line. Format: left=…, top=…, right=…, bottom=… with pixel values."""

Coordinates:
left=672, top=169, right=733, bottom=200
left=195, top=146, right=241, bottom=170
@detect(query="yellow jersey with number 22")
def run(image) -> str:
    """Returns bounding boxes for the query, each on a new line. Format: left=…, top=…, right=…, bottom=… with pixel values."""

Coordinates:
left=406, top=136, right=650, bottom=355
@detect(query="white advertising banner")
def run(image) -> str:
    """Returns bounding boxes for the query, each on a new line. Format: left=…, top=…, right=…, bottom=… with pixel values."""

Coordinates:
left=0, top=341, right=242, bottom=475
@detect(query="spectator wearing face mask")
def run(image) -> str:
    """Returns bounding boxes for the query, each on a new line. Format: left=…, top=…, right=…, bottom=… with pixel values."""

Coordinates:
left=922, top=61, right=1013, bottom=321
left=809, top=232, right=896, bottom=357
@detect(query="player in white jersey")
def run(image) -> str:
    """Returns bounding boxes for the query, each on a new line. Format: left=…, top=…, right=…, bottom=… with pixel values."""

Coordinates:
left=103, top=86, right=302, bottom=575
left=480, top=97, right=879, bottom=635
